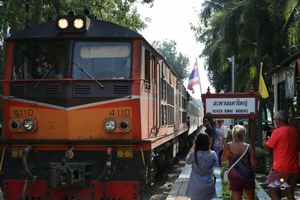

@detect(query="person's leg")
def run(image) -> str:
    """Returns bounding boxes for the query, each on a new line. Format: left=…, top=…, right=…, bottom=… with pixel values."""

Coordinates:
left=267, top=169, right=282, bottom=200
left=231, top=191, right=242, bottom=200
left=267, top=187, right=281, bottom=200
left=214, top=149, right=220, bottom=167
left=219, top=150, right=223, bottom=166
left=229, top=178, right=243, bottom=200
left=244, top=189, right=255, bottom=200
left=284, top=173, right=298, bottom=200
left=285, top=189, right=295, bottom=200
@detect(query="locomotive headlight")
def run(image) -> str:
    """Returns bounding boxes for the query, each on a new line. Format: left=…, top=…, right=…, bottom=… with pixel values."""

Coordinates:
left=23, top=118, right=36, bottom=131
left=58, top=18, right=68, bottom=29
left=104, top=119, right=117, bottom=132
left=57, top=14, right=89, bottom=33
left=119, top=120, right=129, bottom=131
left=74, top=18, right=84, bottom=29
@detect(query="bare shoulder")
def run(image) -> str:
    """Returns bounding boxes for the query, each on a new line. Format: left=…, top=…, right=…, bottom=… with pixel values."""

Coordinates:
left=226, top=142, right=233, bottom=146
left=230, top=142, right=248, bottom=155
left=224, top=142, right=232, bottom=149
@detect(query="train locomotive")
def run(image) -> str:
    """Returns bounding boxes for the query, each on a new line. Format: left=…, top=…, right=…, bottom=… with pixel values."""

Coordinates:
left=0, top=12, right=202, bottom=199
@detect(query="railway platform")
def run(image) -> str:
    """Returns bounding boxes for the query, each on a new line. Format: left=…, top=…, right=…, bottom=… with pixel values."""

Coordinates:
left=166, top=164, right=222, bottom=200
left=167, top=162, right=300, bottom=200
left=166, top=163, right=289, bottom=200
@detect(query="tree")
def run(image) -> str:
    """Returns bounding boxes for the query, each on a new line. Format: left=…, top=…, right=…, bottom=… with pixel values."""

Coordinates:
left=193, top=0, right=300, bottom=93
left=152, top=40, right=189, bottom=80
left=0, top=0, right=153, bottom=36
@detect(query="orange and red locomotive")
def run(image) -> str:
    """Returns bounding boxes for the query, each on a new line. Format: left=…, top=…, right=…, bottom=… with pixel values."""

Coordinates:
left=0, top=12, right=202, bottom=199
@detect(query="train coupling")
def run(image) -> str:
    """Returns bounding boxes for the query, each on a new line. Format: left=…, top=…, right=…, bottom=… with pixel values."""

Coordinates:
left=48, top=161, right=93, bottom=188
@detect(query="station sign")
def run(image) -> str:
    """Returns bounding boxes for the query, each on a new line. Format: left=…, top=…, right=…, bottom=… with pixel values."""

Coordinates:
left=206, top=97, right=255, bottom=114
left=201, top=92, right=259, bottom=118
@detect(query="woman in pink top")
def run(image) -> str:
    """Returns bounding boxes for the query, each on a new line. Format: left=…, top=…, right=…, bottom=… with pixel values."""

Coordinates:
left=263, top=110, right=300, bottom=200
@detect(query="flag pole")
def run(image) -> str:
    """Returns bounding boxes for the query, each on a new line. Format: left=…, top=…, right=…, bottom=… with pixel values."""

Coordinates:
left=197, top=58, right=203, bottom=95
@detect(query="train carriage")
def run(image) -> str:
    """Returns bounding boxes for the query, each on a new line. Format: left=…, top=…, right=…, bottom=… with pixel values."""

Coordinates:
left=0, top=12, right=202, bottom=199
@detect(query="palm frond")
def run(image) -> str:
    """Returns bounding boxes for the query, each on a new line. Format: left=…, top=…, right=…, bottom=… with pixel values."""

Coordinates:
left=283, top=0, right=300, bottom=33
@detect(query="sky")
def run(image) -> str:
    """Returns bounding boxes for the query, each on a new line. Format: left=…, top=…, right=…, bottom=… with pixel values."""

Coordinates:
left=137, top=0, right=213, bottom=99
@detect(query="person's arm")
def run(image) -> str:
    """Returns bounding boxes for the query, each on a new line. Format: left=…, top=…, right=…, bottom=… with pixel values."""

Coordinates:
left=206, top=127, right=215, bottom=150
left=186, top=143, right=195, bottom=164
left=212, top=151, right=218, bottom=165
left=262, top=130, right=272, bottom=150
left=222, top=126, right=228, bottom=139
left=208, top=136, right=213, bottom=150
left=220, top=135, right=225, bottom=151
left=221, top=143, right=229, bottom=163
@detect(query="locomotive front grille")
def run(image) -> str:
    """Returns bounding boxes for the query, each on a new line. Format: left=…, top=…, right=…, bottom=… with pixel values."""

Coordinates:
left=10, top=85, right=25, bottom=95
left=74, top=84, right=91, bottom=95
left=46, top=84, right=61, bottom=94
left=113, top=85, right=130, bottom=95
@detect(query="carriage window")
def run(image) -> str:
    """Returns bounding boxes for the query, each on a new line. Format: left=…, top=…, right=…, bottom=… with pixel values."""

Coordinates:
left=13, top=41, right=68, bottom=80
left=73, top=42, right=132, bottom=79
left=145, top=49, right=150, bottom=82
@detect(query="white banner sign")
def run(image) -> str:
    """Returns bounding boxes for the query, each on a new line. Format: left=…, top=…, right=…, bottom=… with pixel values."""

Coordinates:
left=206, top=97, right=256, bottom=115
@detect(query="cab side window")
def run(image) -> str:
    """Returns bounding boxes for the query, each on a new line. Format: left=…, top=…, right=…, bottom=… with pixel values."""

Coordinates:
left=145, top=49, right=150, bottom=82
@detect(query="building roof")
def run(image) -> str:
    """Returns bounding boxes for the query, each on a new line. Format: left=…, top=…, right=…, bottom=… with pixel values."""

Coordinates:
left=266, top=52, right=300, bottom=76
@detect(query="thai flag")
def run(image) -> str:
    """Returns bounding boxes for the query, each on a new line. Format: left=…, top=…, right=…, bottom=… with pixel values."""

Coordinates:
left=187, top=59, right=200, bottom=94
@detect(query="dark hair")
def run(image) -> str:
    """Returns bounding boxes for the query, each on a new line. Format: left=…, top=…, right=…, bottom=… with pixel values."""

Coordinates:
left=203, top=115, right=211, bottom=122
left=194, top=133, right=210, bottom=166
left=274, top=110, right=289, bottom=124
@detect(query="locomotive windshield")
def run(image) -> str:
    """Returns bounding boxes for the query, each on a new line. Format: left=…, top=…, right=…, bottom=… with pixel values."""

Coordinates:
left=12, top=41, right=132, bottom=80
left=12, top=41, right=68, bottom=80
left=72, top=42, right=132, bottom=79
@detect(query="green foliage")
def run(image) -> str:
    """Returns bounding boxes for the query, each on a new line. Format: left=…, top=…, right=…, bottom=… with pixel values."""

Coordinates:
left=0, top=0, right=152, bottom=37
left=89, top=0, right=151, bottom=31
left=221, top=163, right=231, bottom=200
left=152, top=40, right=189, bottom=80
left=193, top=0, right=300, bottom=93
left=255, top=147, right=269, bottom=174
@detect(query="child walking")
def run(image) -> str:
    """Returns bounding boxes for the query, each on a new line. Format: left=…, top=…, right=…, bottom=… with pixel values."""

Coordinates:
left=186, top=133, right=218, bottom=200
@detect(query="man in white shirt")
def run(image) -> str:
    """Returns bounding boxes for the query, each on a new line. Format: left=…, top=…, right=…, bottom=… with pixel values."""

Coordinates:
left=216, top=119, right=228, bottom=165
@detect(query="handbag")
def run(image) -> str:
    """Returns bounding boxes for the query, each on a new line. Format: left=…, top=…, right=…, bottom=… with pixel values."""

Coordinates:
left=223, top=170, right=229, bottom=182
left=223, top=144, right=249, bottom=183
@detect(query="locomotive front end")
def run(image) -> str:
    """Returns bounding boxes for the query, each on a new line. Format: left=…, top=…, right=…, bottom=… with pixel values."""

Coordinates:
left=0, top=13, right=148, bottom=200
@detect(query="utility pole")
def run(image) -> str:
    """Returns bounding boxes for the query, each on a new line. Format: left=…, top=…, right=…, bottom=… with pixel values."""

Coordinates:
left=227, top=56, right=235, bottom=127
left=227, top=56, right=235, bottom=93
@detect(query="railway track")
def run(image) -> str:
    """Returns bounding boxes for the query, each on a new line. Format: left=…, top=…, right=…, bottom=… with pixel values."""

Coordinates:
left=141, top=152, right=188, bottom=200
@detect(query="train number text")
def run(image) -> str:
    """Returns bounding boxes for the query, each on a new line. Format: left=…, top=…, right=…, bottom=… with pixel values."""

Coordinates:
left=11, top=109, right=34, bottom=118
left=109, top=109, right=131, bottom=117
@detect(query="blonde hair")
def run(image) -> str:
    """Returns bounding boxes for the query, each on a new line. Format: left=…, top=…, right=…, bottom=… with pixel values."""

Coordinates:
left=232, top=125, right=246, bottom=142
